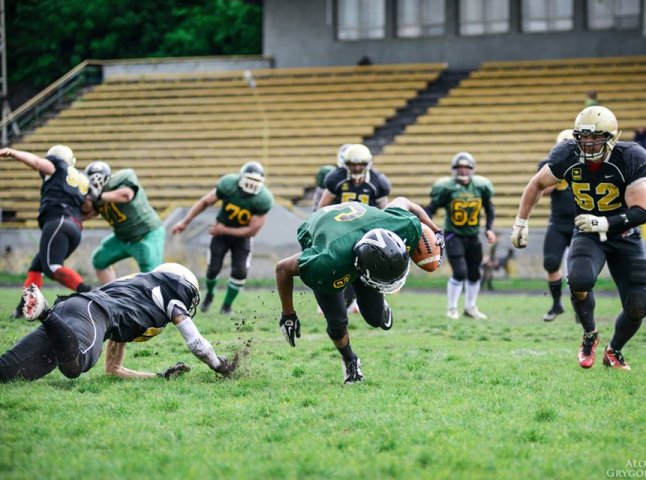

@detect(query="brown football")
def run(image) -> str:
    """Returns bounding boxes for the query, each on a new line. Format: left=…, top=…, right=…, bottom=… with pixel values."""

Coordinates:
left=410, top=223, right=442, bottom=272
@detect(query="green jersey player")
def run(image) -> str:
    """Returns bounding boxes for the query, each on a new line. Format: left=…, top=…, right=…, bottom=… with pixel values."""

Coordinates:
left=276, top=197, right=444, bottom=385
left=425, top=152, right=496, bottom=320
left=83, top=163, right=165, bottom=285
left=172, top=161, right=274, bottom=315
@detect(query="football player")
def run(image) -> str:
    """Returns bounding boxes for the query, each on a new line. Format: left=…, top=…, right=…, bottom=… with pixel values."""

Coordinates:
left=425, top=152, right=496, bottom=320
left=0, top=263, right=236, bottom=382
left=171, top=161, right=274, bottom=315
left=275, top=197, right=444, bottom=385
left=511, top=106, right=646, bottom=370
left=312, top=164, right=335, bottom=211
left=540, top=129, right=576, bottom=322
left=0, top=146, right=92, bottom=318
left=82, top=161, right=165, bottom=284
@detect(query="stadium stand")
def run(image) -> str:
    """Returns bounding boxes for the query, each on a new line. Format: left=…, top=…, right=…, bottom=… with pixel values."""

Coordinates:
left=2, top=63, right=447, bottom=227
left=381, top=55, right=646, bottom=227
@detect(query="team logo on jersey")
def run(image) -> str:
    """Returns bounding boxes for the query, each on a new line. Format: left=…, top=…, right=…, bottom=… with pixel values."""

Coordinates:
left=342, top=183, right=349, bottom=191
left=333, top=274, right=351, bottom=289
left=572, top=168, right=582, bottom=181
left=133, top=326, right=165, bottom=342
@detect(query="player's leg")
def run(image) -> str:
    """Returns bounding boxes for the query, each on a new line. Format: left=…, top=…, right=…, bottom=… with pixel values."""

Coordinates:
left=567, top=234, right=606, bottom=368
left=40, top=216, right=91, bottom=292
left=352, top=279, right=392, bottom=330
left=203, top=235, right=228, bottom=313
left=221, top=237, right=252, bottom=314
left=344, top=284, right=360, bottom=314
left=464, top=236, right=486, bottom=319
left=0, top=327, right=57, bottom=382
left=542, top=223, right=571, bottom=321
left=445, top=234, right=466, bottom=319
left=127, top=225, right=166, bottom=273
left=91, top=233, right=129, bottom=284
left=10, top=254, right=44, bottom=319
left=314, top=289, right=363, bottom=384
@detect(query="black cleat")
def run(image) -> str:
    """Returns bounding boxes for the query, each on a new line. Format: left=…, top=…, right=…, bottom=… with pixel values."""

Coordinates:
left=380, top=303, right=393, bottom=330
left=201, top=293, right=214, bottom=313
left=543, top=304, right=564, bottom=322
left=219, top=304, right=232, bottom=315
left=342, top=356, right=364, bottom=385
left=10, top=297, right=26, bottom=319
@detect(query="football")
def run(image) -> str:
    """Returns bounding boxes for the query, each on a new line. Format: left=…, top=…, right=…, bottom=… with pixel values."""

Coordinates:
left=410, top=223, right=442, bottom=272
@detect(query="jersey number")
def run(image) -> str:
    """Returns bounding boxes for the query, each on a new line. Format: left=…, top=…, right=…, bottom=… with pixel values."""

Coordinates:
left=450, top=199, right=482, bottom=226
left=98, top=203, right=127, bottom=225
left=323, top=202, right=367, bottom=222
left=225, top=203, right=252, bottom=225
left=571, top=182, right=621, bottom=212
left=340, top=192, right=370, bottom=204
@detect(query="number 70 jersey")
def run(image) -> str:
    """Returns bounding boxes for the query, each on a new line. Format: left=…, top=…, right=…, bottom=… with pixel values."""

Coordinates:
left=215, top=173, right=274, bottom=227
left=430, top=175, right=494, bottom=236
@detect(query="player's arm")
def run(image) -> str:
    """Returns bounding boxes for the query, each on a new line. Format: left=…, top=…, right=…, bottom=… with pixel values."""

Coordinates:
left=171, top=189, right=219, bottom=234
left=386, top=196, right=442, bottom=233
left=0, top=147, right=55, bottom=175
left=80, top=196, right=98, bottom=221
left=316, top=189, right=336, bottom=210
left=275, top=253, right=301, bottom=347
left=172, top=313, right=227, bottom=374
left=483, top=195, right=496, bottom=244
left=100, top=187, right=135, bottom=204
left=210, top=213, right=268, bottom=238
left=376, top=196, right=389, bottom=209
left=577, top=180, right=646, bottom=234
left=104, top=340, right=156, bottom=379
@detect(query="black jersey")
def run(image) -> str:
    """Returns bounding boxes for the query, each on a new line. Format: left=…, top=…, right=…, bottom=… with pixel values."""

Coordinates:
left=547, top=140, right=646, bottom=236
left=324, top=167, right=391, bottom=206
left=38, top=156, right=88, bottom=228
left=78, top=271, right=197, bottom=343
left=538, top=158, right=576, bottom=224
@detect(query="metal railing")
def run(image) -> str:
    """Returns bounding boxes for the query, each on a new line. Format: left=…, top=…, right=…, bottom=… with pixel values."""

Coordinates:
left=0, top=60, right=104, bottom=146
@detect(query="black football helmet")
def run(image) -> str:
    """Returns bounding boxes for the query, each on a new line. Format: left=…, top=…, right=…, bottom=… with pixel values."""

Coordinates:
left=84, top=161, right=112, bottom=193
left=353, top=228, right=410, bottom=294
left=239, top=161, right=265, bottom=195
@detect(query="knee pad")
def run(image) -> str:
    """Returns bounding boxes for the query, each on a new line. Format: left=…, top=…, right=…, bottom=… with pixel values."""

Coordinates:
left=451, top=268, right=467, bottom=282
left=625, top=291, right=646, bottom=320
left=231, top=264, right=248, bottom=281
left=567, top=261, right=596, bottom=292
left=543, top=254, right=561, bottom=274
left=326, top=320, right=348, bottom=341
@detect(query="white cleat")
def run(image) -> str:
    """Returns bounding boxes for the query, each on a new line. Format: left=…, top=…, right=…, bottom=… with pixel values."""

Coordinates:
left=446, top=308, right=459, bottom=320
left=22, top=284, right=49, bottom=321
left=464, top=306, right=488, bottom=320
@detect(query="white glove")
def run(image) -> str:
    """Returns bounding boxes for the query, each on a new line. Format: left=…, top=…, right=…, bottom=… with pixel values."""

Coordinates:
left=510, top=217, right=528, bottom=248
left=574, top=214, right=609, bottom=233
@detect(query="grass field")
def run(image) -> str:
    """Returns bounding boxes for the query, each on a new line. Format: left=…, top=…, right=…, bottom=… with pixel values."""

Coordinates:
left=0, top=286, right=644, bottom=479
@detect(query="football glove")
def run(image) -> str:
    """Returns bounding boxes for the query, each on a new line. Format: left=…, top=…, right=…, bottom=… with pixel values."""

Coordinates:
left=434, top=230, right=445, bottom=268
left=510, top=217, right=529, bottom=248
left=279, top=312, right=301, bottom=347
left=575, top=214, right=609, bottom=233
left=157, top=361, right=191, bottom=380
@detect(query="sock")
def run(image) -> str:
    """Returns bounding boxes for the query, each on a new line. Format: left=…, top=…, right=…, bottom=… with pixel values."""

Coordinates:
left=42, top=310, right=83, bottom=378
left=206, top=278, right=217, bottom=296
left=23, top=271, right=44, bottom=289
left=548, top=279, right=563, bottom=307
left=447, top=277, right=464, bottom=309
left=609, top=311, right=642, bottom=351
left=51, top=267, right=85, bottom=291
left=337, top=342, right=356, bottom=362
left=571, top=291, right=596, bottom=333
left=223, top=278, right=245, bottom=307
left=464, top=280, right=481, bottom=309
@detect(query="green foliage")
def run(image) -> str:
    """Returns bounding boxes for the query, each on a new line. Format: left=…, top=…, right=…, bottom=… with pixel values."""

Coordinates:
left=0, top=287, right=644, bottom=478
left=6, top=0, right=262, bottom=92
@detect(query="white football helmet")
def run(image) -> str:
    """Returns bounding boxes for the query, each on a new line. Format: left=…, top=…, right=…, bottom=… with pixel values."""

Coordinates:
left=343, top=144, right=373, bottom=183
left=46, top=145, right=76, bottom=167
left=556, top=129, right=574, bottom=144
left=336, top=143, right=353, bottom=168
left=573, top=106, right=621, bottom=163
left=451, top=152, right=475, bottom=184
left=239, top=161, right=265, bottom=195
left=153, top=263, right=200, bottom=314
left=84, top=161, right=112, bottom=193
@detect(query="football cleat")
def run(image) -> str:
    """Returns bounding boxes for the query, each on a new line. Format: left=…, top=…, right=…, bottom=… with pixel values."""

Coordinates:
left=578, top=331, right=599, bottom=368
left=219, top=304, right=233, bottom=315
left=543, top=304, right=564, bottom=322
left=22, top=284, right=50, bottom=321
left=464, top=306, right=487, bottom=320
left=342, top=356, right=364, bottom=385
left=200, top=293, right=214, bottom=313
left=380, top=302, right=393, bottom=330
left=602, top=347, right=631, bottom=370
left=446, top=308, right=459, bottom=320
left=10, top=297, right=26, bottom=319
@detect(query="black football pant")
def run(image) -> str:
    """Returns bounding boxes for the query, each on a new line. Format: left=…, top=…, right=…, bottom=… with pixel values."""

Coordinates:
left=206, top=234, right=251, bottom=281
left=445, top=233, right=483, bottom=282
left=543, top=222, right=574, bottom=273
left=28, top=215, right=82, bottom=278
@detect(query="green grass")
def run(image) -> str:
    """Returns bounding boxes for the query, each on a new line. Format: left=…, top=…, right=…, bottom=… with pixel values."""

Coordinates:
left=0, top=286, right=643, bottom=479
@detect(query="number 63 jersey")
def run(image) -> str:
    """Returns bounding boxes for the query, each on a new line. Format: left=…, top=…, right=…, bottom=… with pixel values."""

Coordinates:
left=215, top=173, right=274, bottom=227
left=547, top=140, right=646, bottom=227
left=430, top=175, right=495, bottom=236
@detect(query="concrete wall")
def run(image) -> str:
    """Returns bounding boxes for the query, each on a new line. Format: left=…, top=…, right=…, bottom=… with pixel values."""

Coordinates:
left=264, top=0, right=646, bottom=69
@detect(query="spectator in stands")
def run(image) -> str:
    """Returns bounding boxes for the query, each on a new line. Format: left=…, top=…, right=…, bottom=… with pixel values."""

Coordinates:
left=0, top=263, right=236, bottom=382
left=317, top=144, right=392, bottom=314
left=633, top=127, right=646, bottom=149
left=0, top=146, right=92, bottom=319
left=425, top=152, right=496, bottom=320
left=540, top=129, right=576, bottom=322
left=171, top=162, right=273, bottom=315
left=357, top=55, right=373, bottom=66
left=584, top=90, right=599, bottom=108
left=275, top=197, right=443, bottom=385
left=82, top=162, right=165, bottom=284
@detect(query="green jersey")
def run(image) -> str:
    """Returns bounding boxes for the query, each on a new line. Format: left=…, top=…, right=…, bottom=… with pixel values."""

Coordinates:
left=297, top=203, right=421, bottom=293
left=215, top=174, right=274, bottom=227
left=430, top=175, right=494, bottom=236
left=96, top=169, right=162, bottom=242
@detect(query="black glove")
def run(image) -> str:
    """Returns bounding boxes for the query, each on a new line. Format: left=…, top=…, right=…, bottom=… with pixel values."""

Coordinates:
left=279, top=312, right=301, bottom=347
left=157, top=362, right=191, bottom=380
left=434, top=230, right=446, bottom=268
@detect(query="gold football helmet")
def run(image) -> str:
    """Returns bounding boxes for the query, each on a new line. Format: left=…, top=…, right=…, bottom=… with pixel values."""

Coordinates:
left=573, top=106, right=621, bottom=163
